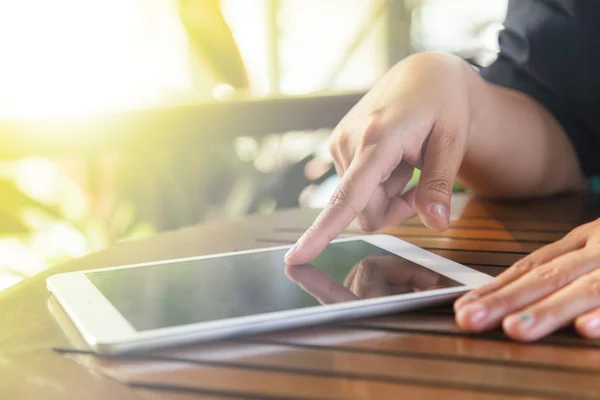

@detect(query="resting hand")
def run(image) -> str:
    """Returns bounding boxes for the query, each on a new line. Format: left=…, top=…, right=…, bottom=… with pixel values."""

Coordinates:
left=455, top=218, right=600, bottom=341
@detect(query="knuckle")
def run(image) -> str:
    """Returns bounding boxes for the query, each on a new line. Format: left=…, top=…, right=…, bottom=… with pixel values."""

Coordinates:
left=356, top=215, right=380, bottom=233
left=358, top=114, right=384, bottom=148
left=532, top=266, right=570, bottom=291
left=327, top=136, right=338, bottom=156
left=329, top=131, right=347, bottom=157
left=434, top=126, right=461, bottom=151
left=511, top=258, right=537, bottom=275
left=328, top=184, right=359, bottom=215
left=569, top=222, right=594, bottom=240
left=581, top=276, right=600, bottom=300
left=422, top=177, right=453, bottom=197
left=430, top=118, right=465, bottom=151
left=328, top=187, right=350, bottom=208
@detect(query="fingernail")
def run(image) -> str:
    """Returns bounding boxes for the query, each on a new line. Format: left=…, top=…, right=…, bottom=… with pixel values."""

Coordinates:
left=582, top=316, right=600, bottom=332
left=284, top=243, right=298, bottom=260
left=506, top=312, right=535, bottom=330
left=429, top=203, right=449, bottom=221
left=459, top=303, right=487, bottom=325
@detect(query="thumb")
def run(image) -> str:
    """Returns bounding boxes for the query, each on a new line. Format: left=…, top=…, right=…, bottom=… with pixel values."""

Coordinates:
left=415, top=130, right=465, bottom=231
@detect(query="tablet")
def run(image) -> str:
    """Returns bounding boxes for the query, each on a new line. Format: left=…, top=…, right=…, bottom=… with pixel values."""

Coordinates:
left=46, top=234, right=492, bottom=355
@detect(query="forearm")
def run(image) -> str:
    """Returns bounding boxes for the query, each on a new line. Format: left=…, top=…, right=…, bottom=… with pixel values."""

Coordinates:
left=459, top=66, right=586, bottom=198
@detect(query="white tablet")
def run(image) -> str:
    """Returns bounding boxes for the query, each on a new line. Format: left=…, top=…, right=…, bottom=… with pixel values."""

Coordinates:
left=46, top=234, right=492, bottom=355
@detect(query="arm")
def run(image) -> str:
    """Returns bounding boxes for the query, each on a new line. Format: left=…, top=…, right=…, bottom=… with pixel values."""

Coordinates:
left=459, top=0, right=600, bottom=197
left=460, top=65, right=585, bottom=198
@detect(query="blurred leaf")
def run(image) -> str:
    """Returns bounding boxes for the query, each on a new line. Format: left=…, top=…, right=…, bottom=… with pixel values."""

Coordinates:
left=0, top=178, right=65, bottom=234
left=108, top=202, right=136, bottom=240
left=179, top=0, right=249, bottom=89
left=82, top=219, right=109, bottom=252
left=0, top=210, right=29, bottom=233
left=117, top=222, right=156, bottom=244
left=0, top=178, right=61, bottom=215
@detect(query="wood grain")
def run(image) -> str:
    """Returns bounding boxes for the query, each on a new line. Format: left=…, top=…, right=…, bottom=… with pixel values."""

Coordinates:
left=247, top=326, right=600, bottom=371
left=78, top=354, right=550, bottom=400
left=128, top=341, right=600, bottom=397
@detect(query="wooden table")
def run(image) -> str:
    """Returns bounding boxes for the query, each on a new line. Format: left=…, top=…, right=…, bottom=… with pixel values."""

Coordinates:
left=2, top=193, right=600, bottom=399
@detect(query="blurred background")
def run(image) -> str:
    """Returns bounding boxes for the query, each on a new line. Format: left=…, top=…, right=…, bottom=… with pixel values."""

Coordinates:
left=0, top=0, right=508, bottom=291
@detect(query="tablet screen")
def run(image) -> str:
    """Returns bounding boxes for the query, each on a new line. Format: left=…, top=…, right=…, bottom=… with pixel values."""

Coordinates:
left=85, top=240, right=460, bottom=331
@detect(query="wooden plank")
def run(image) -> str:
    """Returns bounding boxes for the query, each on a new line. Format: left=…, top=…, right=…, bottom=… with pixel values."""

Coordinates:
left=385, top=226, right=563, bottom=243
left=393, top=237, right=542, bottom=253
left=443, top=195, right=592, bottom=223
left=80, top=355, right=549, bottom=400
left=467, top=265, right=505, bottom=276
left=135, top=341, right=600, bottom=398
left=249, top=327, right=600, bottom=371
left=403, top=215, right=577, bottom=232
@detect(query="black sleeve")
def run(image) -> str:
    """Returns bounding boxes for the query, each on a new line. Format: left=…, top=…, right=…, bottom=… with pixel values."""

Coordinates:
left=480, top=0, right=600, bottom=178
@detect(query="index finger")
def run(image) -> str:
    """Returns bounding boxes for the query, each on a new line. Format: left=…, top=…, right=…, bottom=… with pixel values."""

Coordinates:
left=284, top=151, right=387, bottom=265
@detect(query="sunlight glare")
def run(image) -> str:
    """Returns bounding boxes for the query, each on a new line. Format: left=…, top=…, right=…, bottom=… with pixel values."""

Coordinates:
left=0, top=0, right=194, bottom=119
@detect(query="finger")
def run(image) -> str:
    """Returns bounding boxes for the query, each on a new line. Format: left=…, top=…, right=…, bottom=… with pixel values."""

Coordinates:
left=415, top=128, right=465, bottom=231
left=285, top=147, right=396, bottom=265
left=352, top=189, right=418, bottom=237
left=356, top=164, right=414, bottom=232
left=382, top=163, right=414, bottom=198
left=502, top=268, right=600, bottom=342
left=328, top=128, right=351, bottom=173
left=379, top=186, right=418, bottom=227
left=456, top=248, right=597, bottom=333
left=454, top=233, right=587, bottom=311
left=575, top=306, right=600, bottom=339
left=331, top=158, right=344, bottom=177
left=355, top=186, right=394, bottom=232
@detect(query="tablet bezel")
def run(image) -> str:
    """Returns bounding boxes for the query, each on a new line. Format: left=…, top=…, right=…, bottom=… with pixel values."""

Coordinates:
left=46, top=234, right=493, bottom=355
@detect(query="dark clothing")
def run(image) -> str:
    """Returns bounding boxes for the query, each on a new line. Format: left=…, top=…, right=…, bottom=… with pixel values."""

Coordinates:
left=481, top=0, right=600, bottom=179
